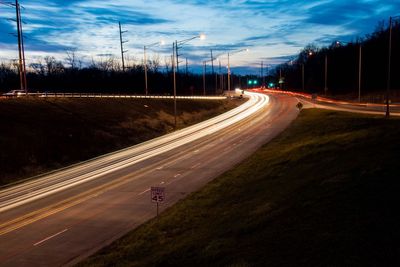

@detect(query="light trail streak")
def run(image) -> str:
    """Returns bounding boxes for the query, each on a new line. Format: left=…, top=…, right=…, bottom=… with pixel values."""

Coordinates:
left=0, top=91, right=269, bottom=213
left=255, top=88, right=400, bottom=116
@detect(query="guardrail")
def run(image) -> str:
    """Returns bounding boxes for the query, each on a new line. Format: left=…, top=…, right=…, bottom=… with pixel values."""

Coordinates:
left=1, top=93, right=227, bottom=100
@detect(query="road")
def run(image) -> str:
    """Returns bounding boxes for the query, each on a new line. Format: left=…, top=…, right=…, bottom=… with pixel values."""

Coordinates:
left=0, top=91, right=299, bottom=266
left=255, top=89, right=400, bottom=116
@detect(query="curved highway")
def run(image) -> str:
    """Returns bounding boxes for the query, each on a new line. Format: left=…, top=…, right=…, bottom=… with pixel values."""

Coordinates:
left=254, top=89, right=400, bottom=116
left=0, top=92, right=299, bottom=266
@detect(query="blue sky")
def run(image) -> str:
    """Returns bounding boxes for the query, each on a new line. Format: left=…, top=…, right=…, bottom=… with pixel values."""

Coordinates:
left=0, top=0, right=399, bottom=74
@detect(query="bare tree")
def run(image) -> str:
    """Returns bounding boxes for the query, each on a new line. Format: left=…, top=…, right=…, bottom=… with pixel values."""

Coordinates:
left=30, top=58, right=46, bottom=75
left=149, top=54, right=161, bottom=72
left=164, top=56, right=171, bottom=73
left=65, top=49, right=79, bottom=69
left=44, top=56, right=64, bottom=75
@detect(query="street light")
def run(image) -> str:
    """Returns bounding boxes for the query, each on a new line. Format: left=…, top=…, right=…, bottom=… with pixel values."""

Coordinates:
left=172, top=33, right=206, bottom=129
left=175, top=33, right=206, bottom=73
left=144, top=40, right=164, bottom=96
left=202, top=58, right=215, bottom=95
left=335, top=40, right=363, bottom=102
left=288, top=58, right=305, bottom=91
left=294, top=49, right=315, bottom=92
left=386, top=16, right=400, bottom=117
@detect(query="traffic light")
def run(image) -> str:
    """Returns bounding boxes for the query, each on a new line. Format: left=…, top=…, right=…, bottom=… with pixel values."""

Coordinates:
left=247, top=80, right=258, bottom=85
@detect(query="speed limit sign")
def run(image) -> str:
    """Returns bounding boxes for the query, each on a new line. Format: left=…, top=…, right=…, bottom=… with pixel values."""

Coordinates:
left=151, top=187, right=165, bottom=203
left=151, top=187, right=165, bottom=217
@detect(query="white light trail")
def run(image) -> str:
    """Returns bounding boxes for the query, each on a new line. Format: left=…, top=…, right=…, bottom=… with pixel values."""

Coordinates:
left=0, top=91, right=269, bottom=212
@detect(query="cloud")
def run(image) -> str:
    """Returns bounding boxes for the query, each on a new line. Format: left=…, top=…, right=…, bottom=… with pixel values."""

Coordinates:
left=0, top=0, right=398, bottom=73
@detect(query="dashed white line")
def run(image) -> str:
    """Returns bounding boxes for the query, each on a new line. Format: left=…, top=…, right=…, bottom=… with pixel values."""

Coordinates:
left=138, top=188, right=150, bottom=195
left=34, top=229, right=68, bottom=246
left=191, top=163, right=201, bottom=169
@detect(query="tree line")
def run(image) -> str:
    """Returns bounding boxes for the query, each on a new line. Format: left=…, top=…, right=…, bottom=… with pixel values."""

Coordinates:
left=0, top=52, right=245, bottom=96
left=274, top=20, right=400, bottom=98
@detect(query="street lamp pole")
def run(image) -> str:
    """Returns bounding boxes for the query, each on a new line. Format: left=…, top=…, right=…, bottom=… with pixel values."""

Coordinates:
left=144, top=45, right=148, bottom=95
left=227, top=52, right=231, bottom=97
left=172, top=34, right=205, bottom=129
left=336, top=40, right=363, bottom=102
left=203, top=61, right=206, bottom=95
left=385, top=16, right=398, bottom=117
left=224, top=48, right=248, bottom=97
left=202, top=58, right=215, bottom=96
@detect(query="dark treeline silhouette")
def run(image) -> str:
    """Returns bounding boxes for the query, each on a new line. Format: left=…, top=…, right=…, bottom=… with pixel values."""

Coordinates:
left=274, top=20, right=400, bottom=98
left=0, top=54, right=245, bottom=96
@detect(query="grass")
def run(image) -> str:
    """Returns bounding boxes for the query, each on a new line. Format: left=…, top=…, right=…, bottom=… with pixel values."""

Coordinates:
left=80, top=109, right=400, bottom=267
left=0, top=97, right=242, bottom=186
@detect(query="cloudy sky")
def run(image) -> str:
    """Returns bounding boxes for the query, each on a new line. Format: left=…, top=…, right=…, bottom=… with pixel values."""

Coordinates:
left=0, top=0, right=399, bottom=74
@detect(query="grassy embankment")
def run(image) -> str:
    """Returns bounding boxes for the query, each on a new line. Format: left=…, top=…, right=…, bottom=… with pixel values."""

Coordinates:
left=0, top=97, right=243, bottom=186
left=81, top=109, right=400, bottom=267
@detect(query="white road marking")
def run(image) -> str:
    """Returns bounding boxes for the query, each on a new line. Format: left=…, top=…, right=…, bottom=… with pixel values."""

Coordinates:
left=191, top=163, right=201, bottom=169
left=174, top=174, right=181, bottom=178
left=34, top=229, right=68, bottom=246
left=138, top=188, right=150, bottom=195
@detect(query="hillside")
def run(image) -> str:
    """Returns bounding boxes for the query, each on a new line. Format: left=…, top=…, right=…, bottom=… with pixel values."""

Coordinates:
left=81, top=109, right=400, bottom=266
left=0, top=97, right=242, bottom=186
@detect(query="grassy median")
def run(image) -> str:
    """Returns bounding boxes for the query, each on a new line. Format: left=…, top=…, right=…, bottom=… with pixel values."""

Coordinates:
left=80, top=109, right=400, bottom=267
left=0, top=97, right=242, bottom=186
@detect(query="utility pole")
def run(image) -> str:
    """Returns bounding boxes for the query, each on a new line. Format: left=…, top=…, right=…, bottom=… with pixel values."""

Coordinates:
left=227, top=53, right=231, bottom=97
left=219, top=60, right=222, bottom=94
left=386, top=16, right=396, bottom=117
left=15, top=0, right=27, bottom=92
left=20, top=4, right=27, bottom=93
left=172, top=42, right=177, bottom=129
left=358, top=44, right=362, bottom=102
left=210, top=49, right=214, bottom=74
left=175, top=40, right=179, bottom=73
left=118, top=21, right=128, bottom=71
left=324, top=54, right=328, bottom=95
left=261, top=61, right=264, bottom=88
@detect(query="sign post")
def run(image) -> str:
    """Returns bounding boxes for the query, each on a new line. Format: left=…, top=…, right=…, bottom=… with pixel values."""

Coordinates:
left=151, top=187, right=165, bottom=217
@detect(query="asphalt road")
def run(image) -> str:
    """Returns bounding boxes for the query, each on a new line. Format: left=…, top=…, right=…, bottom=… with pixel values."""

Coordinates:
left=0, top=92, right=299, bottom=266
left=255, top=89, right=400, bottom=116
